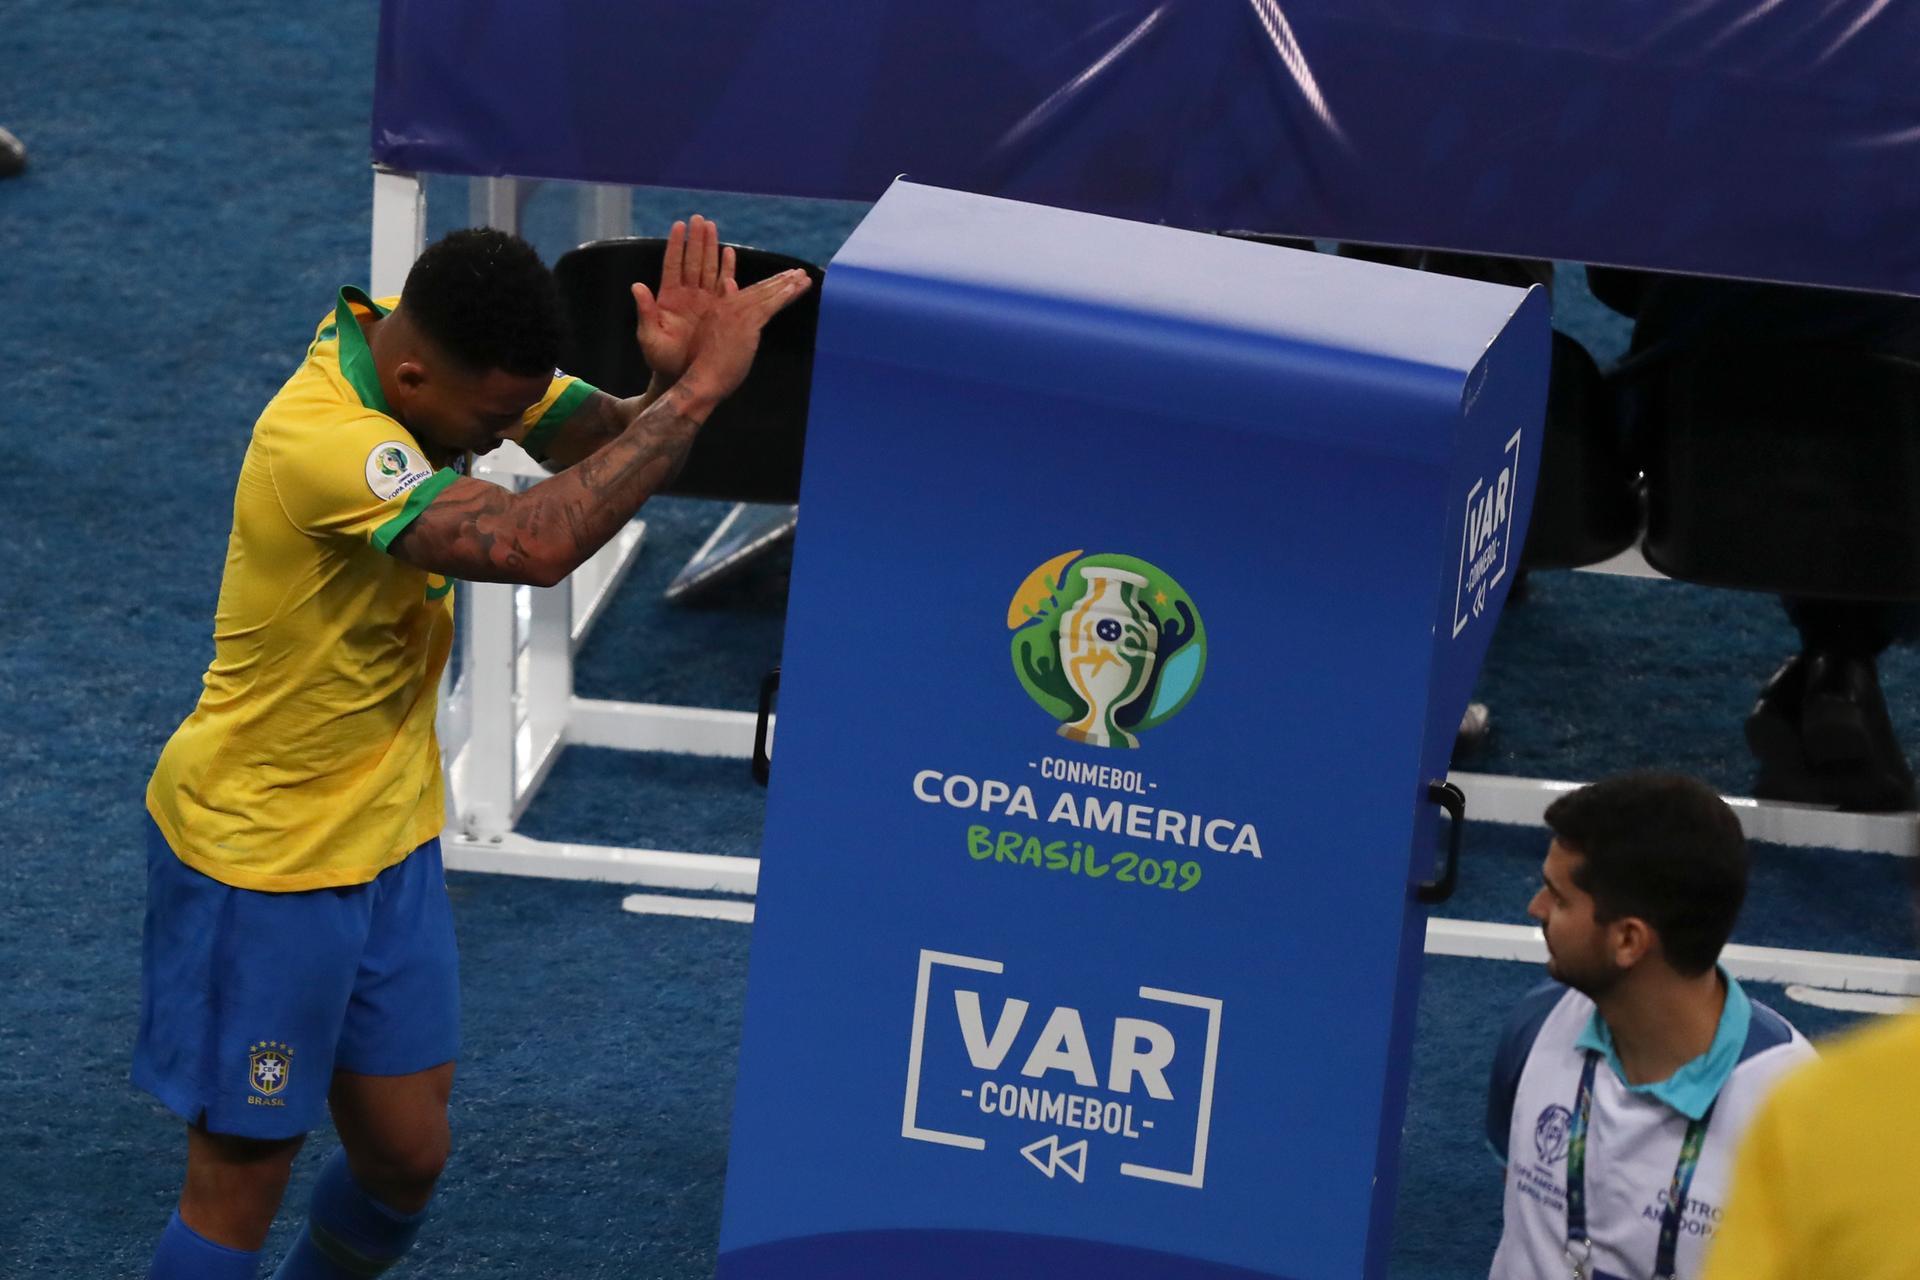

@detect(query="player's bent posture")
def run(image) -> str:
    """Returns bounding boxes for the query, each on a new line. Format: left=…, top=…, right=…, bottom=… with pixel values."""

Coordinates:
left=137, top=221, right=808, bottom=1279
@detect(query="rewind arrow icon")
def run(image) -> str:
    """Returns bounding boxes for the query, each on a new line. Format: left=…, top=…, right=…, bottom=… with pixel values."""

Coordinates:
left=1020, top=1133, right=1088, bottom=1183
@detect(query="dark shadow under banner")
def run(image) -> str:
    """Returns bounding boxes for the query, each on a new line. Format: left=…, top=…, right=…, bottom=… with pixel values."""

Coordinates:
left=372, top=0, right=1920, bottom=295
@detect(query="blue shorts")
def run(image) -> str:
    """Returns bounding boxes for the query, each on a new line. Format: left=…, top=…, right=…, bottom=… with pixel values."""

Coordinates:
left=132, top=817, right=460, bottom=1139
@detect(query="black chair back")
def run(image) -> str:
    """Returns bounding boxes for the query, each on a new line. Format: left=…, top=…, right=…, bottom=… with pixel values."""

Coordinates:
left=1519, top=330, right=1637, bottom=570
left=1643, top=345, right=1920, bottom=599
left=552, top=238, right=823, bottom=504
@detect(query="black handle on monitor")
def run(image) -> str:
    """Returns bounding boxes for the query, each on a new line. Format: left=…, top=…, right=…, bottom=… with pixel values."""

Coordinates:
left=1416, top=780, right=1466, bottom=904
left=752, top=666, right=780, bottom=786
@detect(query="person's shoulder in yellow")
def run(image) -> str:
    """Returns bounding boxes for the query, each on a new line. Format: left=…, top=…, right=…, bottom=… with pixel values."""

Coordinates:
left=1701, top=1010, right=1920, bottom=1280
left=256, top=288, right=451, bottom=547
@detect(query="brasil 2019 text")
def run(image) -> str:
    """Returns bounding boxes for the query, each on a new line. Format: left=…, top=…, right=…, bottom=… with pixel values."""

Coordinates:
left=967, top=826, right=1202, bottom=892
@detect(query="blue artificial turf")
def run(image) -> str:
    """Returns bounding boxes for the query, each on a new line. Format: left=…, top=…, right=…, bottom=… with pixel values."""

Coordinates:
left=2, top=5, right=1914, bottom=1278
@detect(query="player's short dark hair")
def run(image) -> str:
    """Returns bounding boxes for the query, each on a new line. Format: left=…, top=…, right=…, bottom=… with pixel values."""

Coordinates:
left=400, top=228, right=564, bottom=377
left=1544, top=772, right=1748, bottom=976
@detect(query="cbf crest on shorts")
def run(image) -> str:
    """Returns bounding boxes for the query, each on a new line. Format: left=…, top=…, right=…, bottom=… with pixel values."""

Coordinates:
left=248, top=1041, right=293, bottom=1105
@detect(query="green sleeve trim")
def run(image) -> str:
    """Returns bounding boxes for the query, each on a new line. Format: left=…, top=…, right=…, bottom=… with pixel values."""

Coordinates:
left=519, top=379, right=599, bottom=460
left=371, top=468, right=459, bottom=553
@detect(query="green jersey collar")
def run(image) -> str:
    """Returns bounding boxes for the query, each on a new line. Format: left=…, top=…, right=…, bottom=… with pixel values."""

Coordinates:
left=333, top=287, right=394, bottom=416
left=1574, top=969, right=1750, bottom=1121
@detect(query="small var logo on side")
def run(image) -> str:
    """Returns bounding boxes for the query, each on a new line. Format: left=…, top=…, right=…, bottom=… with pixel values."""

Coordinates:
left=1453, top=429, right=1524, bottom=638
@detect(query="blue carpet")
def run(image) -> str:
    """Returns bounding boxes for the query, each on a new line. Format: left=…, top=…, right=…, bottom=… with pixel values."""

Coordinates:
left=1, top=4, right=1913, bottom=1278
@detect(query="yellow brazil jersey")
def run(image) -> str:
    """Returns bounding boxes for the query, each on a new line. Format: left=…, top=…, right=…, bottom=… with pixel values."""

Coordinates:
left=1701, top=1011, right=1920, bottom=1280
left=147, top=287, right=596, bottom=891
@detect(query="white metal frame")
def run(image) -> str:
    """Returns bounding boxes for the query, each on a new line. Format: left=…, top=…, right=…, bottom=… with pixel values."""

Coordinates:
left=371, top=168, right=1915, bottom=993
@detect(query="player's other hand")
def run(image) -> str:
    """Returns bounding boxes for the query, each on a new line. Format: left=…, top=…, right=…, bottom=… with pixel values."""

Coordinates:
left=631, top=214, right=737, bottom=384
left=674, top=269, right=813, bottom=417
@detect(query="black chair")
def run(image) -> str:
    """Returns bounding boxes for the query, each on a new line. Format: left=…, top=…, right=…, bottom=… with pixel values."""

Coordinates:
left=1518, top=330, right=1638, bottom=570
left=1219, top=235, right=1631, bottom=570
left=1642, top=345, right=1920, bottom=599
left=1582, top=265, right=1651, bottom=320
left=551, top=237, right=823, bottom=504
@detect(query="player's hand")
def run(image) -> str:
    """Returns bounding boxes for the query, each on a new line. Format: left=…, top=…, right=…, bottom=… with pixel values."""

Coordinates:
left=630, top=215, right=738, bottom=384
left=675, top=269, right=813, bottom=415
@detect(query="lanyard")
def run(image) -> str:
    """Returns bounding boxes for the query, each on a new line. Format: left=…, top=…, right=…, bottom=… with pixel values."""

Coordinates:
left=1565, top=1050, right=1716, bottom=1280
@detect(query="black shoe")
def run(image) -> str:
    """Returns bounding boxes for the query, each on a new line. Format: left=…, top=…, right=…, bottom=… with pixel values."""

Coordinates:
left=1801, top=652, right=1915, bottom=810
left=1750, top=651, right=1915, bottom=812
left=0, top=127, right=24, bottom=178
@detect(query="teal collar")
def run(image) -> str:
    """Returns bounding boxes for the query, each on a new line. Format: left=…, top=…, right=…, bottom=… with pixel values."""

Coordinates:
left=1574, top=970, right=1749, bottom=1121
left=332, top=287, right=393, bottom=416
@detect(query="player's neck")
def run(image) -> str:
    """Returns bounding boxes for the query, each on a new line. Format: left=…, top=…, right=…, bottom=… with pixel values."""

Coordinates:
left=364, top=306, right=403, bottom=411
left=1594, top=965, right=1726, bottom=1087
left=362, top=307, right=457, bottom=466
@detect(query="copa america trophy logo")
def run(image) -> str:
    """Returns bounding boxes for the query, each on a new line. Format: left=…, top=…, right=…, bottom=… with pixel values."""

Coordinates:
left=1010, top=552, right=1207, bottom=748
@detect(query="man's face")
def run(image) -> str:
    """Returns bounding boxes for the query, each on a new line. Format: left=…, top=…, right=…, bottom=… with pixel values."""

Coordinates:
left=1527, top=840, right=1624, bottom=997
left=395, top=359, right=550, bottom=459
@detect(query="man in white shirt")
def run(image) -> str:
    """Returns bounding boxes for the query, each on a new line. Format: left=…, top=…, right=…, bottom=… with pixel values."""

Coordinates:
left=1485, top=772, right=1815, bottom=1280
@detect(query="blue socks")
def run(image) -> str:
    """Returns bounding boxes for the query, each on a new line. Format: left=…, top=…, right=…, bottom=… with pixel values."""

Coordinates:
left=147, top=1149, right=428, bottom=1280
left=271, top=1149, right=429, bottom=1278
left=149, top=1209, right=261, bottom=1279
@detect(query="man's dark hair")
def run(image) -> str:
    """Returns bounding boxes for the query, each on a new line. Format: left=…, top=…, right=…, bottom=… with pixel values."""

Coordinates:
left=1544, top=772, right=1748, bottom=976
left=400, top=228, right=564, bottom=377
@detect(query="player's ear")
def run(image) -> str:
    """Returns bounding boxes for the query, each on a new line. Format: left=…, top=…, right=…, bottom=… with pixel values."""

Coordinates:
left=394, top=360, right=429, bottom=393
left=1610, top=916, right=1656, bottom=970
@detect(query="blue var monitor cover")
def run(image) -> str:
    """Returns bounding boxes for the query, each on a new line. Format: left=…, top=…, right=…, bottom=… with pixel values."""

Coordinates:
left=718, top=183, right=1546, bottom=1279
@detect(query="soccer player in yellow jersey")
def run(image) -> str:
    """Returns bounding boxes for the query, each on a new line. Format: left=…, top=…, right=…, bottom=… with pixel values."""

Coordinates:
left=137, top=220, right=809, bottom=1280
left=1700, top=871, right=1920, bottom=1280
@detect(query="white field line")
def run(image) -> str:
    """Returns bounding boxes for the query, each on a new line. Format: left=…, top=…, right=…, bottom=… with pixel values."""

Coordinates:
left=1782, top=985, right=1915, bottom=1015
left=1428, top=919, right=1920, bottom=997
left=620, top=893, right=755, bottom=923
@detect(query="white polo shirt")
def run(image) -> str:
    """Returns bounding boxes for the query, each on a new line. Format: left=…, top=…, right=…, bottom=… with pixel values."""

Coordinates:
left=1486, top=976, right=1813, bottom=1280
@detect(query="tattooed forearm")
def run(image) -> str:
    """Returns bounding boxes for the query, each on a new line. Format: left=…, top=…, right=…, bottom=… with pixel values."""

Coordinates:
left=538, top=387, right=656, bottom=471
left=390, top=385, right=705, bottom=587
